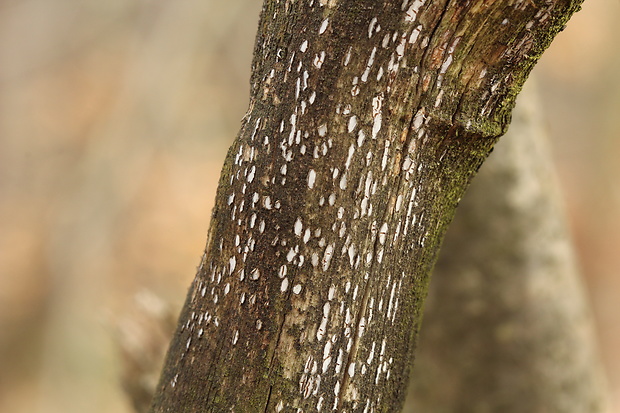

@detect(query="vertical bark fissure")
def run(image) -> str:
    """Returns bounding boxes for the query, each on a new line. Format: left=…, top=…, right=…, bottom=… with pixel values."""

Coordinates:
left=262, top=385, right=273, bottom=413
left=268, top=314, right=288, bottom=371
left=203, top=310, right=229, bottom=405
left=340, top=194, right=391, bottom=396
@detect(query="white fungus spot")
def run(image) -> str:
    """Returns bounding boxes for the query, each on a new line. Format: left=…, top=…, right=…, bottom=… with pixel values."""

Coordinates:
left=338, top=171, right=348, bottom=190
left=348, top=244, right=356, bottom=266
left=341, top=46, right=352, bottom=67
left=250, top=268, right=260, bottom=280
left=361, top=47, right=377, bottom=82
left=440, top=55, right=453, bottom=75
left=294, top=218, right=303, bottom=236
left=396, top=37, right=406, bottom=58
left=293, top=284, right=302, bottom=294
left=247, top=165, right=256, bottom=183
left=309, top=91, right=317, bottom=104
left=372, top=95, right=383, bottom=139
left=263, top=196, right=272, bottom=209
left=357, top=130, right=366, bottom=147
left=368, top=17, right=378, bottom=38
left=382, top=32, right=391, bottom=48
left=308, top=169, right=317, bottom=188
left=335, top=349, right=344, bottom=373
left=318, top=123, right=328, bottom=137
left=381, top=140, right=390, bottom=170
left=348, top=116, right=358, bottom=132
left=409, top=25, right=421, bottom=43
left=322, top=244, right=334, bottom=271
left=328, top=284, right=336, bottom=300
left=313, top=51, right=326, bottom=68
left=435, top=90, right=444, bottom=108
left=317, top=302, right=330, bottom=341
left=396, top=195, right=403, bottom=211
left=348, top=362, right=356, bottom=377
left=311, top=252, right=320, bottom=267
left=319, top=18, right=329, bottom=34
left=379, top=222, right=389, bottom=244
left=413, top=109, right=425, bottom=130
left=358, top=316, right=366, bottom=338
left=345, top=144, right=355, bottom=169
left=402, top=156, right=413, bottom=172
left=328, top=193, right=336, bottom=205
left=300, top=39, right=309, bottom=52
left=377, top=66, right=384, bottom=81
left=405, top=0, right=425, bottom=23
left=322, top=347, right=332, bottom=372
left=281, top=278, right=289, bottom=292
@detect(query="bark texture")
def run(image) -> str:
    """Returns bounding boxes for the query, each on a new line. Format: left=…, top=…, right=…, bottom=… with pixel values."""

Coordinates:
left=404, top=80, right=608, bottom=413
left=150, top=1, right=583, bottom=411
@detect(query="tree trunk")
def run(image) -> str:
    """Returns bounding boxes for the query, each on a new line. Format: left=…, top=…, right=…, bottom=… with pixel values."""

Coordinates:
left=150, top=1, right=583, bottom=411
left=404, top=79, right=607, bottom=412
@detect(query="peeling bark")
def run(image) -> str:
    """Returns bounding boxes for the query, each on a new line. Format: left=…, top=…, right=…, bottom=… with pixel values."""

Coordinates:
left=404, top=79, right=608, bottom=412
left=150, top=1, right=584, bottom=411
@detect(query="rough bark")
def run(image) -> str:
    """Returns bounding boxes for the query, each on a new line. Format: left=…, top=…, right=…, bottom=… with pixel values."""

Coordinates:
left=403, top=79, right=608, bottom=412
left=150, top=1, right=583, bottom=411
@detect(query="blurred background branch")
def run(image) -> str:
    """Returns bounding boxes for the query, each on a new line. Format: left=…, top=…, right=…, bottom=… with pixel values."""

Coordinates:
left=0, top=1, right=618, bottom=412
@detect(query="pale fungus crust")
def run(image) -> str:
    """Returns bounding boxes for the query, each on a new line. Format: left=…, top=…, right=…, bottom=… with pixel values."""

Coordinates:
left=150, top=0, right=585, bottom=412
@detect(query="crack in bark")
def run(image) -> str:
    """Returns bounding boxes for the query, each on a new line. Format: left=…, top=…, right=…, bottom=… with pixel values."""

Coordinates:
left=268, top=312, right=288, bottom=372
left=204, top=331, right=226, bottom=404
left=263, top=385, right=274, bottom=413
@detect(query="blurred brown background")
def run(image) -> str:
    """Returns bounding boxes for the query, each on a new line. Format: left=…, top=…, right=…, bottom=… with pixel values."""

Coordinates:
left=0, top=0, right=618, bottom=412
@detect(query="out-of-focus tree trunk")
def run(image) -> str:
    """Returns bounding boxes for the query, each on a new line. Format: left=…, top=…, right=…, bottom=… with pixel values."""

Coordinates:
left=149, top=1, right=584, bottom=411
left=405, top=79, right=608, bottom=413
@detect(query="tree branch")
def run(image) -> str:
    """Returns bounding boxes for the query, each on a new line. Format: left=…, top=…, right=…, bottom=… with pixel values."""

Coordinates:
left=150, top=1, right=585, bottom=411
